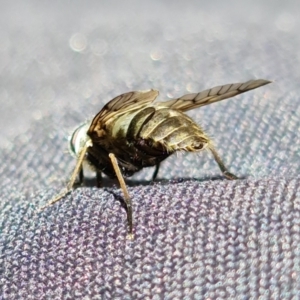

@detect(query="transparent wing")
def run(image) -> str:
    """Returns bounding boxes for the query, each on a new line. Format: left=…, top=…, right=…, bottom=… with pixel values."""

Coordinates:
left=160, top=79, right=271, bottom=112
left=88, top=89, right=159, bottom=132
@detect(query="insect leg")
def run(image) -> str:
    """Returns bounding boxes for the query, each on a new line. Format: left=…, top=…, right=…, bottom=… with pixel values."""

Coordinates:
left=209, top=147, right=239, bottom=180
left=96, top=171, right=102, bottom=187
left=152, top=164, right=160, bottom=181
left=39, top=141, right=91, bottom=211
left=78, top=168, right=84, bottom=185
left=108, top=153, right=134, bottom=239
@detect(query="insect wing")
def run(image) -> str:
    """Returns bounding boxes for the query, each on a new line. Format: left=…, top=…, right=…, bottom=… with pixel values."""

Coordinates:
left=88, top=89, right=159, bottom=132
left=160, top=79, right=271, bottom=112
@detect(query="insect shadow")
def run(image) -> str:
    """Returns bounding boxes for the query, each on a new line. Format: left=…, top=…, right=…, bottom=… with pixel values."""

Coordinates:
left=80, top=173, right=246, bottom=188
left=84, top=174, right=246, bottom=219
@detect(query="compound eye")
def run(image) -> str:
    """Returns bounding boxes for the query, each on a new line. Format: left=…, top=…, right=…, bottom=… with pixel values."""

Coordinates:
left=68, top=122, right=90, bottom=156
left=69, top=124, right=87, bottom=156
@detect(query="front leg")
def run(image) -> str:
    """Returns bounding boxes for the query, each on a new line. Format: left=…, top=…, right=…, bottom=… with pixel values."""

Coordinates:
left=39, top=141, right=91, bottom=210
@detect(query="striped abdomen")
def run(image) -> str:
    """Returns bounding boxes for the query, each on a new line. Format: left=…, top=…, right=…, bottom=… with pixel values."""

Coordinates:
left=87, top=106, right=210, bottom=178
left=128, top=107, right=210, bottom=152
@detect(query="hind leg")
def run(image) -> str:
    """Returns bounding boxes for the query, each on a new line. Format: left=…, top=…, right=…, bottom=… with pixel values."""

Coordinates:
left=209, top=146, right=238, bottom=180
left=178, top=135, right=238, bottom=180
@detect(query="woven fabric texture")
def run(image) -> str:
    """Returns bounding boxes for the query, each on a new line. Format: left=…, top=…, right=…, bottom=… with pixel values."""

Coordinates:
left=1, top=1, right=300, bottom=299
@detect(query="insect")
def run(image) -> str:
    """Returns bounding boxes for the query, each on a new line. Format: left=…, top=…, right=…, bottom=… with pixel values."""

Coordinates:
left=43, top=79, right=271, bottom=239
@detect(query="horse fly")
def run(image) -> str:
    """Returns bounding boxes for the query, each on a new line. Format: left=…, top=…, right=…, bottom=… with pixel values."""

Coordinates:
left=42, top=79, right=271, bottom=239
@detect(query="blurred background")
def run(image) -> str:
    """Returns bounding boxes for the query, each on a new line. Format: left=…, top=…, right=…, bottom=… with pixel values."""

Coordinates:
left=0, top=0, right=299, bottom=190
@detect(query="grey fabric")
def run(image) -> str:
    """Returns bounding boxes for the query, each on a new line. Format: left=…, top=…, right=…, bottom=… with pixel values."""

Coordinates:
left=1, top=1, right=300, bottom=299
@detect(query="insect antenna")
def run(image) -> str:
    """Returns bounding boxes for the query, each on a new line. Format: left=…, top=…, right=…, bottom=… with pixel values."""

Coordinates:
left=108, top=153, right=134, bottom=240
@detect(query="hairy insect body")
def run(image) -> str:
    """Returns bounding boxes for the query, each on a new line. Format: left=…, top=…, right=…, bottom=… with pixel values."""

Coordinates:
left=85, top=106, right=209, bottom=178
